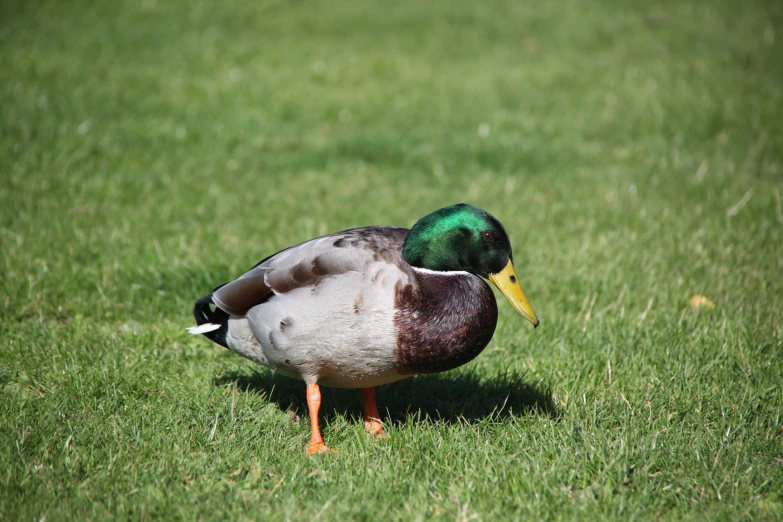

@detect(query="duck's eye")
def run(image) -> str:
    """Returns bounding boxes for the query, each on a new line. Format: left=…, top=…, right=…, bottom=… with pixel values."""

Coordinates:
left=481, top=231, right=494, bottom=242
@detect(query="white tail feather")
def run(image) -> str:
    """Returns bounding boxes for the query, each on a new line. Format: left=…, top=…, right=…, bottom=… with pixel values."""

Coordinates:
left=187, top=323, right=221, bottom=334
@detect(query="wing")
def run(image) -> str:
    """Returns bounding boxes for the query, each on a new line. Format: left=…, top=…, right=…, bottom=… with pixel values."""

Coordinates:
left=212, top=226, right=410, bottom=316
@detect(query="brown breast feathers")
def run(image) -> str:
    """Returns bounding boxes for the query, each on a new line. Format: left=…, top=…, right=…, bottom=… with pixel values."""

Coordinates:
left=393, top=271, right=498, bottom=375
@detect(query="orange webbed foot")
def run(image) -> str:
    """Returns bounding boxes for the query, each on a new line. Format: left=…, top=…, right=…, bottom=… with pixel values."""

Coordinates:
left=361, top=387, right=387, bottom=440
left=307, top=442, right=337, bottom=454
left=364, top=418, right=386, bottom=439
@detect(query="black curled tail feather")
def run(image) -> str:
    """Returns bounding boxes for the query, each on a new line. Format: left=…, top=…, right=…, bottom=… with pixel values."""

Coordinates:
left=193, top=291, right=230, bottom=348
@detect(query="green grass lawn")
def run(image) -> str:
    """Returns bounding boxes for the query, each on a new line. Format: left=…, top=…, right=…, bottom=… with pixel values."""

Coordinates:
left=2, top=0, right=782, bottom=519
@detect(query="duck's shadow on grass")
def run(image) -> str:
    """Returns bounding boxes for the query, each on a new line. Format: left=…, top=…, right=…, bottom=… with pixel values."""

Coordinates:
left=214, top=369, right=558, bottom=424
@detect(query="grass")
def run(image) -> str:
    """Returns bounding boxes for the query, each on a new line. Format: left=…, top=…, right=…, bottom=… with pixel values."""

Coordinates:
left=2, top=0, right=782, bottom=519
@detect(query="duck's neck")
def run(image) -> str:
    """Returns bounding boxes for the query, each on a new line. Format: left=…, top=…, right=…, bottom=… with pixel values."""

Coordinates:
left=403, top=228, right=470, bottom=273
left=393, top=269, right=498, bottom=375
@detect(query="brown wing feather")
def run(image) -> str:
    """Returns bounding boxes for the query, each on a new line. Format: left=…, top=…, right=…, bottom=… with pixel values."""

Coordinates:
left=211, top=271, right=272, bottom=316
left=211, top=226, right=410, bottom=317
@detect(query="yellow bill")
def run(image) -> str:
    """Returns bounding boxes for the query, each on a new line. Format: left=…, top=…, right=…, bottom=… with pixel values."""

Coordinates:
left=488, top=259, right=539, bottom=328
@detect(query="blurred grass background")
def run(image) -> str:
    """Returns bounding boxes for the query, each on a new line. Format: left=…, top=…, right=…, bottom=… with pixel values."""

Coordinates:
left=2, top=0, right=782, bottom=519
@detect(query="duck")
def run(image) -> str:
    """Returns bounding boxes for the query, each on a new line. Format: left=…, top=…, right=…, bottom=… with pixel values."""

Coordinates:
left=188, top=203, right=539, bottom=454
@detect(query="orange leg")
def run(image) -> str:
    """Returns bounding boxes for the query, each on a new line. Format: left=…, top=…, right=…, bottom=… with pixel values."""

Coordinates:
left=306, top=384, right=333, bottom=454
left=360, top=387, right=384, bottom=437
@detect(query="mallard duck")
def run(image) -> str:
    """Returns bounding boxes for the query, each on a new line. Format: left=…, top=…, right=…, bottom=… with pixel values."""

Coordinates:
left=189, top=203, right=538, bottom=453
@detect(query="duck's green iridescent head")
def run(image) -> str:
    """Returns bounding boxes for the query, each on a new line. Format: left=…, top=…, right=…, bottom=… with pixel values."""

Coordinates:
left=403, top=203, right=539, bottom=327
left=403, top=203, right=511, bottom=276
